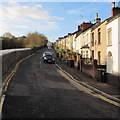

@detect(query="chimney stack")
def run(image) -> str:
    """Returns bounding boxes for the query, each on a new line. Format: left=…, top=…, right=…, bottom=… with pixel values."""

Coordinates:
left=78, top=25, right=81, bottom=30
left=111, top=2, right=120, bottom=16
left=112, top=2, right=115, bottom=8
left=96, top=13, right=98, bottom=19
left=80, top=22, right=93, bottom=31
left=95, top=13, right=101, bottom=23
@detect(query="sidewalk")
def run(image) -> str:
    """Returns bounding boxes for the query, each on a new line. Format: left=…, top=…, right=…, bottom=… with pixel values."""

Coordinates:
left=55, top=57, right=120, bottom=99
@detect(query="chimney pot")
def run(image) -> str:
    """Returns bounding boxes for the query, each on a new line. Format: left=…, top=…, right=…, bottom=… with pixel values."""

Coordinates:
left=112, top=2, right=115, bottom=8
left=96, top=13, right=98, bottom=19
left=78, top=25, right=81, bottom=30
left=95, top=13, right=101, bottom=23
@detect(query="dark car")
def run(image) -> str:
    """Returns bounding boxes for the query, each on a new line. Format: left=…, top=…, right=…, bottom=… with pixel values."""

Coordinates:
left=43, top=52, right=52, bottom=58
left=43, top=54, right=55, bottom=63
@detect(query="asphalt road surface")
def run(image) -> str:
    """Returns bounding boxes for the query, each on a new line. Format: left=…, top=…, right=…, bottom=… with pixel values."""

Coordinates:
left=2, top=47, right=120, bottom=119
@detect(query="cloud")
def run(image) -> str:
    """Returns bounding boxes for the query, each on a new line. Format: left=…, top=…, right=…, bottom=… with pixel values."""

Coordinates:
left=0, top=2, right=64, bottom=36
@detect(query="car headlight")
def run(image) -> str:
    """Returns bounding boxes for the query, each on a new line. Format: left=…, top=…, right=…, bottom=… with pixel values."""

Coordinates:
left=44, top=57, right=47, bottom=60
left=52, top=59, right=55, bottom=61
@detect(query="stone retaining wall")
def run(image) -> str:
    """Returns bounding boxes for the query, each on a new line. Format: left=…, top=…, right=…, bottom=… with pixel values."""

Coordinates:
left=2, top=49, right=34, bottom=75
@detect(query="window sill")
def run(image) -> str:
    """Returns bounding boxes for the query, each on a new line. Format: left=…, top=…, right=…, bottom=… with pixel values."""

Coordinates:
left=107, top=45, right=112, bottom=47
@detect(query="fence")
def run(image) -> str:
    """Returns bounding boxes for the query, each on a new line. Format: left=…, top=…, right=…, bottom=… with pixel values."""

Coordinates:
left=78, top=59, right=106, bottom=79
left=57, top=52, right=120, bottom=86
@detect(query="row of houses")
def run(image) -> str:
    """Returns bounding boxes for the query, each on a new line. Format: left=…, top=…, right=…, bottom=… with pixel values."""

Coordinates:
left=55, top=2, right=120, bottom=85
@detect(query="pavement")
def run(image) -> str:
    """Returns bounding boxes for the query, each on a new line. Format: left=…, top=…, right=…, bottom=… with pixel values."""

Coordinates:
left=55, top=56, right=120, bottom=100
left=56, top=57, right=120, bottom=98
left=1, top=47, right=120, bottom=119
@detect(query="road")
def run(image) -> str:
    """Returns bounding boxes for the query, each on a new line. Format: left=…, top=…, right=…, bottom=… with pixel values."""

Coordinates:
left=2, top=47, right=120, bottom=119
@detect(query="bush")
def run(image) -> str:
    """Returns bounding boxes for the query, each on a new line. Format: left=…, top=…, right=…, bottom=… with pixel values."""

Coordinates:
left=1, top=32, right=48, bottom=50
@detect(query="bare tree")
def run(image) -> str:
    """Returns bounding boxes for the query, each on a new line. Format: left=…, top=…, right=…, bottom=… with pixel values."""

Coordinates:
left=2, top=32, right=13, bottom=38
left=25, top=32, right=48, bottom=48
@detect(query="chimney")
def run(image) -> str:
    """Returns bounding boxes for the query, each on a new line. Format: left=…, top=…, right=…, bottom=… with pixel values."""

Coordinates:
left=96, top=13, right=98, bottom=19
left=112, top=2, right=115, bottom=8
left=68, top=33, right=73, bottom=35
left=111, top=2, right=120, bottom=16
left=95, top=13, right=101, bottom=23
left=78, top=25, right=81, bottom=30
left=80, top=22, right=93, bottom=31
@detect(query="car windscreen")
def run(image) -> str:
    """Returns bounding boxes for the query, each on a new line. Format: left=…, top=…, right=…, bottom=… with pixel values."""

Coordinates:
left=45, top=53, right=52, bottom=55
left=45, top=55, right=53, bottom=59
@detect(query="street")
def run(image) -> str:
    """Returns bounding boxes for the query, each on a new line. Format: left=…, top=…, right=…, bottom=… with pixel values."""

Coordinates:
left=2, top=48, right=119, bottom=119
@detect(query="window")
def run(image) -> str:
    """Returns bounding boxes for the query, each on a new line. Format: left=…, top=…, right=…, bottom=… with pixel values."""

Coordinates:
left=98, top=51, right=101, bottom=65
left=92, top=50, right=94, bottom=61
left=108, top=28, right=112, bottom=46
left=86, top=33, right=88, bottom=44
left=92, top=32, right=94, bottom=46
left=83, top=36, right=85, bottom=45
left=98, top=28, right=101, bottom=44
left=83, top=51, right=85, bottom=58
left=86, top=50, right=88, bottom=58
left=81, top=50, right=83, bottom=58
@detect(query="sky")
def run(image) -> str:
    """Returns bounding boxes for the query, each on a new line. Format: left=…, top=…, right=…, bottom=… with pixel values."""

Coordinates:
left=0, top=1, right=119, bottom=42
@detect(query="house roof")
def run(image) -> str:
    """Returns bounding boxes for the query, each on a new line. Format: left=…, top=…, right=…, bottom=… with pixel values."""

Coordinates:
left=91, top=16, right=114, bottom=31
left=73, top=23, right=94, bottom=37
left=82, top=24, right=95, bottom=33
left=106, top=13, right=120, bottom=24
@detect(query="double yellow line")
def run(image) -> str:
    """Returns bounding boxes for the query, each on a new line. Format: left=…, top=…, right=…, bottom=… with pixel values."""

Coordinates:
left=0, top=51, right=38, bottom=117
left=1, top=52, right=37, bottom=93
left=56, top=63, right=120, bottom=108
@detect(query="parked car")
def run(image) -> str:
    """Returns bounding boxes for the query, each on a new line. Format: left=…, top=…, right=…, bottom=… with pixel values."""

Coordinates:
left=43, top=52, right=55, bottom=63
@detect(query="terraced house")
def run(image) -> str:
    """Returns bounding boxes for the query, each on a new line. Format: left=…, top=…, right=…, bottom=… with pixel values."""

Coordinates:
left=91, top=13, right=107, bottom=65
left=106, top=12, right=120, bottom=76
left=72, top=22, right=93, bottom=58
left=67, top=33, right=73, bottom=51
left=80, top=23, right=93, bottom=60
left=56, top=2, right=120, bottom=71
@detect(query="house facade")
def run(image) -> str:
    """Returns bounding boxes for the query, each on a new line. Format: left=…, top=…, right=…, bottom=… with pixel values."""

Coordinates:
left=91, top=19, right=107, bottom=65
left=72, top=31, right=77, bottom=52
left=81, top=27, right=92, bottom=59
left=106, top=14, right=120, bottom=75
left=55, top=2, right=120, bottom=85
left=67, top=33, right=73, bottom=51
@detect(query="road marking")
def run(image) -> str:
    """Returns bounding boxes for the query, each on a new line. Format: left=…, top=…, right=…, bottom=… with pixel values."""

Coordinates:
left=94, top=94, right=120, bottom=107
left=0, top=95, right=5, bottom=117
left=55, top=63, right=120, bottom=107
left=1, top=52, right=37, bottom=93
left=0, top=51, right=39, bottom=117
